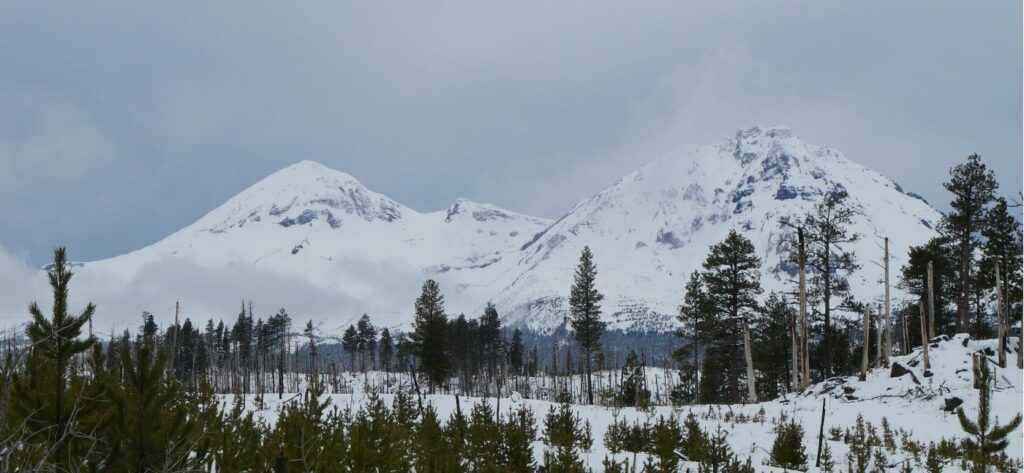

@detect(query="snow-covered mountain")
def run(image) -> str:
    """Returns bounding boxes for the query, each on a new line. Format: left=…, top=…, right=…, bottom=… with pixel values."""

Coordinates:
left=492, top=126, right=942, bottom=330
left=78, top=126, right=942, bottom=332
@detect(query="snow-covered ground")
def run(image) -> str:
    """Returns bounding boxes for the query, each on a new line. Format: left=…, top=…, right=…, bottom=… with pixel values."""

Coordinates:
left=224, top=335, right=1022, bottom=472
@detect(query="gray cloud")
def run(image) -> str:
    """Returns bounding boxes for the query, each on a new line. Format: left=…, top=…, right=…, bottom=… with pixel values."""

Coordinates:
left=0, top=1, right=1020, bottom=266
left=0, top=244, right=432, bottom=334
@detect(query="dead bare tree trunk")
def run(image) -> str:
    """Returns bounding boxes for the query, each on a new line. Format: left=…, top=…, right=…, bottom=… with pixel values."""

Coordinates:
left=918, top=302, right=930, bottom=370
left=743, top=318, right=757, bottom=403
left=995, top=262, right=1006, bottom=368
left=798, top=227, right=810, bottom=388
left=927, top=261, right=936, bottom=339
left=882, top=238, right=892, bottom=365
left=859, top=308, right=870, bottom=382
left=875, top=305, right=882, bottom=369
left=790, top=308, right=800, bottom=392
left=901, top=302, right=910, bottom=355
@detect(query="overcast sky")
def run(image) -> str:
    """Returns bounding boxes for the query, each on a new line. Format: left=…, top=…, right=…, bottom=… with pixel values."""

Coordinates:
left=1, top=1, right=1021, bottom=267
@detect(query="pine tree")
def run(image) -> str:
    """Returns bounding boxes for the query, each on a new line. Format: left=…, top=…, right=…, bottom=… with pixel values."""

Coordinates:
left=701, top=230, right=763, bottom=403
left=509, top=328, right=525, bottom=375
left=502, top=405, right=538, bottom=471
left=379, top=328, right=394, bottom=373
left=413, top=405, right=459, bottom=472
left=753, top=293, right=793, bottom=399
left=356, top=314, right=377, bottom=371
left=466, top=401, right=502, bottom=471
left=19, top=247, right=96, bottom=464
left=980, top=197, right=1023, bottom=320
left=569, top=246, right=605, bottom=405
left=411, top=280, right=451, bottom=392
left=901, top=235, right=956, bottom=337
left=619, top=350, right=650, bottom=408
left=542, top=392, right=592, bottom=472
left=768, top=414, right=808, bottom=470
left=342, top=325, right=358, bottom=371
left=680, top=412, right=709, bottom=463
left=943, top=154, right=998, bottom=333
left=956, top=362, right=1022, bottom=473
left=479, top=303, right=503, bottom=382
left=802, top=190, right=859, bottom=377
left=674, top=270, right=714, bottom=403
left=103, top=344, right=204, bottom=471
left=644, top=415, right=683, bottom=473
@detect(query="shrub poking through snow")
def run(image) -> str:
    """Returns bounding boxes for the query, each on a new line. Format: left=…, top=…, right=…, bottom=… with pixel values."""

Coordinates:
left=956, top=361, right=1023, bottom=473
left=768, top=413, right=808, bottom=470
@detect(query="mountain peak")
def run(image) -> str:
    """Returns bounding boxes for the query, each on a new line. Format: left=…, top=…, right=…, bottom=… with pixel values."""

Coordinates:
left=735, top=125, right=795, bottom=141
left=444, top=198, right=546, bottom=225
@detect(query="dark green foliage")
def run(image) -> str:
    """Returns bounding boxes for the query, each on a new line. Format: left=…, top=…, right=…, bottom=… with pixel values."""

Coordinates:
left=943, top=154, right=999, bottom=333
left=412, top=280, right=451, bottom=391
left=979, top=197, right=1023, bottom=318
left=102, top=344, right=206, bottom=472
left=541, top=393, right=592, bottom=472
left=843, top=414, right=881, bottom=473
left=19, top=247, right=97, bottom=463
left=378, top=328, right=394, bottom=372
left=800, top=190, right=860, bottom=377
left=502, top=405, right=539, bottom=472
left=619, top=350, right=650, bottom=408
left=569, top=246, right=605, bottom=405
left=768, top=414, right=807, bottom=470
left=413, top=405, right=460, bottom=472
left=356, top=314, right=377, bottom=371
left=754, top=293, right=793, bottom=399
left=466, top=401, right=503, bottom=472
left=819, top=442, right=835, bottom=473
left=644, top=415, right=683, bottom=473
left=697, top=230, right=762, bottom=403
left=509, top=328, right=526, bottom=375
left=680, top=412, right=709, bottom=463
left=901, top=235, right=957, bottom=336
left=346, top=391, right=410, bottom=472
left=342, top=324, right=359, bottom=370
left=674, top=270, right=714, bottom=402
left=957, top=362, right=1023, bottom=473
left=698, top=426, right=735, bottom=473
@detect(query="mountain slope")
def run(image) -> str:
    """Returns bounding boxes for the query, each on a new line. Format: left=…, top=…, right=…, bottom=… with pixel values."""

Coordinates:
left=78, top=128, right=942, bottom=332
left=79, top=160, right=552, bottom=330
left=490, top=126, right=942, bottom=331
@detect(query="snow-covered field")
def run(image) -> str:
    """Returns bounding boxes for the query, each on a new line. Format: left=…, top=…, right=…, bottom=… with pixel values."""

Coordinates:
left=224, top=336, right=1022, bottom=472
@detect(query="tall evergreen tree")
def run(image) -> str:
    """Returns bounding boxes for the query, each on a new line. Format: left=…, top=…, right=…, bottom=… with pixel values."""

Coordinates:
left=21, top=247, right=96, bottom=463
left=508, top=328, right=525, bottom=375
left=356, top=314, right=377, bottom=371
left=479, top=303, right=503, bottom=381
left=979, top=197, right=1023, bottom=319
left=942, top=154, right=998, bottom=333
left=700, top=230, right=763, bottom=403
left=103, top=344, right=205, bottom=472
left=754, top=292, right=793, bottom=399
left=901, top=235, right=957, bottom=336
left=569, top=246, right=605, bottom=405
left=411, top=280, right=451, bottom=391
left=342, top=325, right=358, bottom=371
left=379, top=328, right=394, bottom=373
left=802, top=190, right=859, bottom=377
left=674, top=270, right=714, bottom=402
